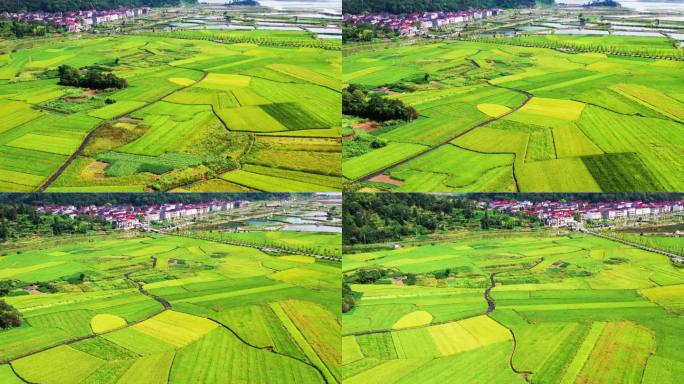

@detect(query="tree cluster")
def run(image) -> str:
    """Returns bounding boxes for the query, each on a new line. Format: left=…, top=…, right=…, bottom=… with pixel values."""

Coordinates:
left=0, top=0, right=194, bottom=13
left=342, top=283, right=356, bottom=313
left=0, top=300, right=21, bottom=329
left=343, top=84, right=418, bottom=122
left=343, top=0, right=554, bottom=14
left=0, top=19, right=65, bottom=38
left=58, top=65, right=128, bottom=90
left=343, top=23, right=396, bottom=42
left=583, top=0, right=620, bottom=7
left=343, top=193, right=542, bottom=245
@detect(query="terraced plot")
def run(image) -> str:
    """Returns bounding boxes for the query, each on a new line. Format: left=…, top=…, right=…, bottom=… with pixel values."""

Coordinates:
left=343, top=38, right=684, bottom=191
left=0, top=31, right=341, bottom=192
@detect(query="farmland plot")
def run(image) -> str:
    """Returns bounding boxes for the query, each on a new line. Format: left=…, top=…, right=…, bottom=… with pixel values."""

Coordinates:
left=0, top=30, right=340, bottom=192
left=1, top=228, right=341, bottom=383
left=344, top=232, right=684, bottom=383
left=343, top=38, right=684, bottom=191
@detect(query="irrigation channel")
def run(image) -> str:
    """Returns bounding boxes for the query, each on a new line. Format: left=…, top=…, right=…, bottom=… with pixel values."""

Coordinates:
left=6, top=271, right=331, bottom=384
left=356, top=81, right=533, bottom=188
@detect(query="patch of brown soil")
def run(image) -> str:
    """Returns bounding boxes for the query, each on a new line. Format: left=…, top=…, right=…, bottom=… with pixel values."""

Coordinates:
left=352, top=120, right=382, bottom=133
left=83, top=89, right=100, bottom=96
left=63, top=96, right=87, bottom=102
left=84, top=161, right=107, bottom=180
left=369, top=174, right=404, bottom=186
left=117, top=116, right=143, bottom=123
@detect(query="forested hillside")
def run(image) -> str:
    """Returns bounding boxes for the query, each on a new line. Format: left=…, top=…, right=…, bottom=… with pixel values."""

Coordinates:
left=343, top=193, right=542, bottom=245
left=343, top=0, right=555, bottom=14
left=0, top=193, right=290, bottom=207
left=0, top=0, right=196, bottom=12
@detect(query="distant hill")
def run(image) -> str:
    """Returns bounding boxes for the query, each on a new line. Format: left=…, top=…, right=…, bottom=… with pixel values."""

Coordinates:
left=0, top=0, right=196, bottom=13
left=343, top=0, right=555, bottom=14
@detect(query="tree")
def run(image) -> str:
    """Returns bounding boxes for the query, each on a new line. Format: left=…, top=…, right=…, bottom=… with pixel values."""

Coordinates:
left=0, top=219, right=8, bottom=241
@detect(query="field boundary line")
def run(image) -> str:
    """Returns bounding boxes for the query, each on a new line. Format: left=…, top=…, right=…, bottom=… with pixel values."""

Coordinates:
left=570, top=97, right=684, bottom=128
left=344, top=311, right=487, bottom=337
left=352, top=82, right=532, bottom=184
left=450, top=143, right=521, bottom=192
left=487, top=313, right=533, bottom=383
left=7, top=362, right=34, bottom=384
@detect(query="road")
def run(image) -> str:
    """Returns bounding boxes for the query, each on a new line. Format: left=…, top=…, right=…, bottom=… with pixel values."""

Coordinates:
left=484, top=273, right=497, bottom=313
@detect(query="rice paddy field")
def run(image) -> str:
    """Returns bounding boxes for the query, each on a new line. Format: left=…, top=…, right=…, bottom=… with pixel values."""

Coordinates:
left=342, top=232, right=684, bottom=383
left=342, top=37, right=684, bottom=192
left=0, top=232, right=341, bottom=383
left=0, top=31, right=341, bottom=192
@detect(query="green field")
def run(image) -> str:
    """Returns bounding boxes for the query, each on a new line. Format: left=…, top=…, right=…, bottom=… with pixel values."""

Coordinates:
left=342, top=38, right=684, bottom=192
left=343, top=232, right=684, bottom=383
left=0, top=31, right=341, bottom=192
left=0, top=230, right=341, bottom=383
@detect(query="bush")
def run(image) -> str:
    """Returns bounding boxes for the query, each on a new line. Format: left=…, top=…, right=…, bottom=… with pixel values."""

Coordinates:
left=0, top=300, right=22, bottom=329
left=104, top=98, right=116, bottom=105
left=58, top=65, right=127, bottom=90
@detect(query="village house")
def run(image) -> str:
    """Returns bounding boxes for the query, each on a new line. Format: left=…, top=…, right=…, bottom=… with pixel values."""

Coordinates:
left=489, top=199, right=683, bottom=228
left=38, top=198, right=238, bottom=228
left=344, top=8, right=503, bottom=36
left=1, top=7, right=150, bottom=32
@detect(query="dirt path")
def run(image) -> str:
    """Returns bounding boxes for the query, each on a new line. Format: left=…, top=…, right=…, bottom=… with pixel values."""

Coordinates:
left=355, top=83, right=532, bottom=184
left=37, top=67, right=209, bottom=192
left=484, top=273, right=496, bottom=313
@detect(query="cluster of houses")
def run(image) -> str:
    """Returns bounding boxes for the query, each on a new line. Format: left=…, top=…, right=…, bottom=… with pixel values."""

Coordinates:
left=486, top=200, right=684, bottom=228
left=0, top=7, right=151, bottom=32
left=343, top=9, right=503, bottom=36
left=36, top=199, right=245, bottom=230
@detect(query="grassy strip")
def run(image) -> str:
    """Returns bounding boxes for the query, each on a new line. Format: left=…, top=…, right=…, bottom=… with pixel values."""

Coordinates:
left=269, top=302, right=336, bottom=384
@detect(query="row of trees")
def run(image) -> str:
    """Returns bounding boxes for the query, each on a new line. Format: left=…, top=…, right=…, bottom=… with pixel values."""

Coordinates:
left=343, top=84, right=418, bottom=122
left=468, top=36, right=684, bottom=61
left=0, top=0, right=193, bottom=12
left=157, top=32, right=341, bottom=51
left=343, top=23, right=397, bottom=43
left=343, top=0, right=554, bottom=14
left=58, top=65, right=128, bottom=90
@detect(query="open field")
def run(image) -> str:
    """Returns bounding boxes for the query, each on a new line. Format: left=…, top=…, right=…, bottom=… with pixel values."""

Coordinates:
left=343, top=38, right=684, bottom=191
left=0, top=31, right=341, bottom=192
left=0, top=229, right=341, bottom=383
left=343, top=231, right=684, bottom=383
